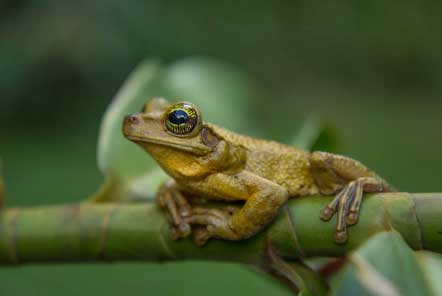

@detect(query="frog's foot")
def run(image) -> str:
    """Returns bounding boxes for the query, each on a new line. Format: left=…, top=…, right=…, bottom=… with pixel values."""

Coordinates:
left=320, top=181, right=360, bottom=244
left=184, top=206, right=240, bottom=246
left=155, top=181, right=192, bottom=240
left=319, top=177, right=386, bottom=244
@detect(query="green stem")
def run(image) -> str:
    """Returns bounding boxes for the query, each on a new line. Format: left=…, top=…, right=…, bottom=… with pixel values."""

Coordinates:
left=0, top=193, right=440, bottom=266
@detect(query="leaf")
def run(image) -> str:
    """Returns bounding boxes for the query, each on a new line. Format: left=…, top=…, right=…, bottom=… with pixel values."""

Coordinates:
left=291, top=262, right=328, bottom=296
left=97, top=59, right=164, bottom=181
left=266, top=244, right=328, bottom=296
left=95, top=57, right=262, bottom=201
left=164, top=56, right=260, bottom=134
left=291, top=116, right=338, bottom=152
left=415, top=251, right=442, bottom=295
left=330, top=231, right=435, bottom=296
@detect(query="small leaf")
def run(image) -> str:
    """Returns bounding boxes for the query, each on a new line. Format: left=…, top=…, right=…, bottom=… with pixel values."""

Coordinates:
left=291, top=116, right=338, bottom=152
left=266, top=244, right=328, bottom=295
left=291, top=262, right=328, bottom=296
left=331, top=231, right=433, bottom=296
left=164, top=56, right=261, bottom=134
left=97, top=59, right=164, bottom=180
left=416, top=251, right=442, bottom=295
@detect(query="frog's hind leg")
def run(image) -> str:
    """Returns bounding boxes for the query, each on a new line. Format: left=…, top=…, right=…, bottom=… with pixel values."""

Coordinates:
left=156, top=179, right=192, bottom=239
left=310, top=151, right=393, bottom=244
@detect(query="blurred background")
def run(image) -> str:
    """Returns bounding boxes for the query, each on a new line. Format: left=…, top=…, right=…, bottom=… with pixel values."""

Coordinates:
left=1, top=1, right=441, bottom=295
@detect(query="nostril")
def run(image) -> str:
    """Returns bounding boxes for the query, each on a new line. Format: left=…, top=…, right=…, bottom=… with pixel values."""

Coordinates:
left=125, top=115, right=139, bottom=124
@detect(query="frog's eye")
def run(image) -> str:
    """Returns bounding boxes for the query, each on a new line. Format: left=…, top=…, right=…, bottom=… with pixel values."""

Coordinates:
left=164, top=102, right=201, bottom=136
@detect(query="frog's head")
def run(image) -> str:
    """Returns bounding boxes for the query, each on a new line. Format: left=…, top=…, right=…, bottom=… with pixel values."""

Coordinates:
left=123, top=98, right=220, bottom=157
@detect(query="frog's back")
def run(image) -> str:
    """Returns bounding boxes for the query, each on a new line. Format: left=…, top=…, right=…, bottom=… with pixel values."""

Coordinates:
left=209, top=124, right=319, bottom=196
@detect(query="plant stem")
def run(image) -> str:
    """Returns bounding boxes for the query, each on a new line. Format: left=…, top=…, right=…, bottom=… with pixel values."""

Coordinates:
left=0, top=193, right=440, bottom=266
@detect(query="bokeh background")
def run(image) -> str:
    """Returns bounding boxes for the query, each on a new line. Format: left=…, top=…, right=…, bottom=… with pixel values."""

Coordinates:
left=1, top=1, right=442, bottom=295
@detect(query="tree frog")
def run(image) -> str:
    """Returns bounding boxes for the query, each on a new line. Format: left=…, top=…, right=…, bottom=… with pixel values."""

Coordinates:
left=123, top=98, right=393, bottom=245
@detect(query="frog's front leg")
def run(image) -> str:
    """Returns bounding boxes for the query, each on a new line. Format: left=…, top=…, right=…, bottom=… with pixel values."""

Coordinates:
left=186, top=206, right=240, bottom=245
left=184, top=171, right=289, bottom=245
left=310, top=151, right=394, bottom=243
left=155, top=179, right=192, bottom=239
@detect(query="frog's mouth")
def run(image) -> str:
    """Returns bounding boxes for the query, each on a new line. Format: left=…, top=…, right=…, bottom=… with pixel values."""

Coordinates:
left=125, top=134, right=212, bottom=155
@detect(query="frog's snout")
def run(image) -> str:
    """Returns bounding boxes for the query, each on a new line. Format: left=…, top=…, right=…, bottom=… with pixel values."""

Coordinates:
left=122, top=114, right=143, bottom=138
left=124, top=114, right=140, bottom=125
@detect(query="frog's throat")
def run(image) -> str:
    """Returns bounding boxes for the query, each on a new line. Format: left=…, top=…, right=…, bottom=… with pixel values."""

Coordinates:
left=126, top=135, right=212, bottom=155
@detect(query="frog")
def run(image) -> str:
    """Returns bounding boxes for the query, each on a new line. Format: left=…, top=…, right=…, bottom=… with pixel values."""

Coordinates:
left=122, top=98, right=393, bottom=245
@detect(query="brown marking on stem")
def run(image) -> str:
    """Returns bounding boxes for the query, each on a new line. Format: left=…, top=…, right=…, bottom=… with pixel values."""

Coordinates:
left=61, top=204, right=82, bottom=256
left=381, top=195, right=394, bottom=231
left=7, top=208, right=20, bottom=264
left=63, top=204, right=81, bottom=222
left=97, top=205, right=117, bottom=260
left=410, top=193, right=424, bottom=250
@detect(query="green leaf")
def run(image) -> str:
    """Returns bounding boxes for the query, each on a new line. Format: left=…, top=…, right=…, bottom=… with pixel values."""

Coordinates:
left=416, top=251, right=442, bottom=295
left=291, top=116, right=338, bottom=152
left=97, top=59, right=164, bottom=181
left=164, top=57, right=260, bottom=134
left=331, top=231, right=435, bottom=296
left=291, top=262, right=328, bottom=296
left=95, top=57, right=262, bottom=201
left=266, top=245, right=328, bottom=295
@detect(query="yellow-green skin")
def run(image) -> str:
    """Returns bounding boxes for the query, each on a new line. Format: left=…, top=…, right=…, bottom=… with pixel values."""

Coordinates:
left=123, top=98, right=392, bottom=245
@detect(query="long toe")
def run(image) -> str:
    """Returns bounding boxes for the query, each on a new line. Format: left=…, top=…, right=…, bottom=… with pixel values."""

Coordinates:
left=346, top=211, right=359, bottom=225
left=335, top=229, right=348, bottom=244
left=320, top=206, right=335, bottom=221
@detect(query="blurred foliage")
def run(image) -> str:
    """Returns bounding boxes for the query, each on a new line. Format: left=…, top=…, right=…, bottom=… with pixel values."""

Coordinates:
left=331, top=232, right=442, bottom=296
left=1, top=0, right=442, bottom=132
left=1, top=0, right=442, bottom=295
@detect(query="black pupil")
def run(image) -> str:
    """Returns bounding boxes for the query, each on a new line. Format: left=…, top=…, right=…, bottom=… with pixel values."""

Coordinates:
left=168, top=109, right=189, bottom=125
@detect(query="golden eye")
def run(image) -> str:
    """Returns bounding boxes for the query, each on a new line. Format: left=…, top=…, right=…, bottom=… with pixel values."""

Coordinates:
left=165, top=102, right=201, bottom=136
